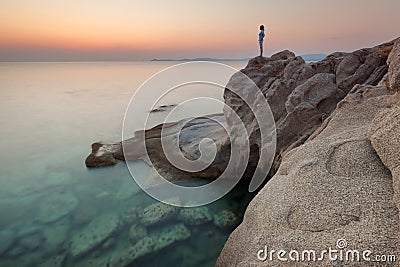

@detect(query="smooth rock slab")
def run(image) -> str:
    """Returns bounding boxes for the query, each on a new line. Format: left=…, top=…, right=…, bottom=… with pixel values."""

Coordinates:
left=85, top=114, right=229, bottom=181
left=70, top=213, right=120, bottom=258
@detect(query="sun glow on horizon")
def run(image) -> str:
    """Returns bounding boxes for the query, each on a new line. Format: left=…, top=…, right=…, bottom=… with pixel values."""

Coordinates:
left=1, top=0, right=399, bottom=61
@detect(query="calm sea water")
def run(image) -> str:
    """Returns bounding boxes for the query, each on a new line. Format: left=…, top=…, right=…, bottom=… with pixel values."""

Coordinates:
left=0, top=61, right=255, bottom=266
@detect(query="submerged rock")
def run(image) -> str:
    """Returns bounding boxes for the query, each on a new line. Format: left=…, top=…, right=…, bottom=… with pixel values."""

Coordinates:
left=39, top=255, right=66, bottom=267
left=151, top=222, right=191, bottom=249
left=101, top=237, right=115, bottom=250
left=121, top=206, right=143, bottom=225
left=113, top=237, right=156, bottom=266
left=213, top=210, right=239, bottom=230
left=6, top=245, right=25, bottom=257
left=73, top=256, right=111, bottom=267
left=129, top=223, right=147, bottom=244
left=18, top=231, right=44, bottom=251
left=177, top=206, right=212, bottom=225
left=43, top=221, right=69, bottom=250
left=70, top=213, right=120, bottom=258
left=140, top=202, right=180, bottom=226
left=38, top=192, right=79, bottom=223
left=71, top=202, right=98, bottom=227
left=112, top=223, right=190, bottom=266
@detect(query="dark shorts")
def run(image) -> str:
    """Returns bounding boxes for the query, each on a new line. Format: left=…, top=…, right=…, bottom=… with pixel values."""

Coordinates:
left=259, top=40, right=263, bottom=49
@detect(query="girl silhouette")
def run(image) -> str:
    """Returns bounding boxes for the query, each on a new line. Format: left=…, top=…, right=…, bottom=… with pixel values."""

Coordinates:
left=259, top=25, right=265, bottom=57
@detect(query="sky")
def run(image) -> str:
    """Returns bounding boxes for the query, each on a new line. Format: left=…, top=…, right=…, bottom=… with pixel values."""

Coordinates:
left=0, top=0, right=399, bottom=61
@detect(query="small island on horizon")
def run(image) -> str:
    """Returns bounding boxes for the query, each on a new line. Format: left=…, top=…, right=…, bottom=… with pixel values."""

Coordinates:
left=150, top=54, right=327, bottom=62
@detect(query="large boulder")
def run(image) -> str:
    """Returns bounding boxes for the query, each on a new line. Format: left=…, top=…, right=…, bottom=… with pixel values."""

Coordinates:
left=367, top=39, right=400, bottom=211
left=369, top=103, right=400, bottom=209
left=218, top=78, right=399, bottom=267
left=387, top=38, right=400, bottom=91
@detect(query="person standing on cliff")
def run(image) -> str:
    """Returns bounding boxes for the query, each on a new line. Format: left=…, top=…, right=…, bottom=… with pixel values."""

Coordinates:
left=259, top=25, right=265, bottom=57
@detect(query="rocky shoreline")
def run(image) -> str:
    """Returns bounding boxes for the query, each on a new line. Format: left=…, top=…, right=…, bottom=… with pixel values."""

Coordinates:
left=86, top=37, right=400, bottom=266
left=217, top=39, right=400, bottom=266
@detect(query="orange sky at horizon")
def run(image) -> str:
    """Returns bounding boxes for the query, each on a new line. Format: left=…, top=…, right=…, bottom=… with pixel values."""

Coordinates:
left=1, top=0, right=399, bottom=60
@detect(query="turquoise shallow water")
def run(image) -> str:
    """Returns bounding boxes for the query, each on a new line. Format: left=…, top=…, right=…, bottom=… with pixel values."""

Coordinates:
left=0, top=61, right=256, bottom=266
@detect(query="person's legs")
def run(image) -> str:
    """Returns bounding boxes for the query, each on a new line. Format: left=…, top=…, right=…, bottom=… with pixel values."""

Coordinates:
left=259, top=40, right=263, bottom=57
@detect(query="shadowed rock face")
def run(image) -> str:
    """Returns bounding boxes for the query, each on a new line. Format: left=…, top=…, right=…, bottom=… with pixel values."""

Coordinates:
left=217, top=38, right=400, bottom=266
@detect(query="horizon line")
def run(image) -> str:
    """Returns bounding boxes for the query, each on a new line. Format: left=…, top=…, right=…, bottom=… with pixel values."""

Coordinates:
left=0, top=54, right=327, bottom=63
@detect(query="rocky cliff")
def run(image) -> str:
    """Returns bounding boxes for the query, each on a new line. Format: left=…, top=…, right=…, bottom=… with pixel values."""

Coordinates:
left=85, top=40, right=394, bottom=183
left=217, top=39, right=400, bottom=266
left=223, top=41, right=392, bottom=174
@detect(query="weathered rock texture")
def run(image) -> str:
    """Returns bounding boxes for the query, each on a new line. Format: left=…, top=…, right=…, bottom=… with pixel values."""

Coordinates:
left=223, top=41, right=394, bottom=174
left=86, top=114, right=230, bottom=181
left=217, top=38, right=400, bottom=266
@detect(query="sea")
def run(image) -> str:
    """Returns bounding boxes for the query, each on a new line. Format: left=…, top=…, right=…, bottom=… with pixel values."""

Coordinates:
left=0, top=61, right=257, bottom=266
